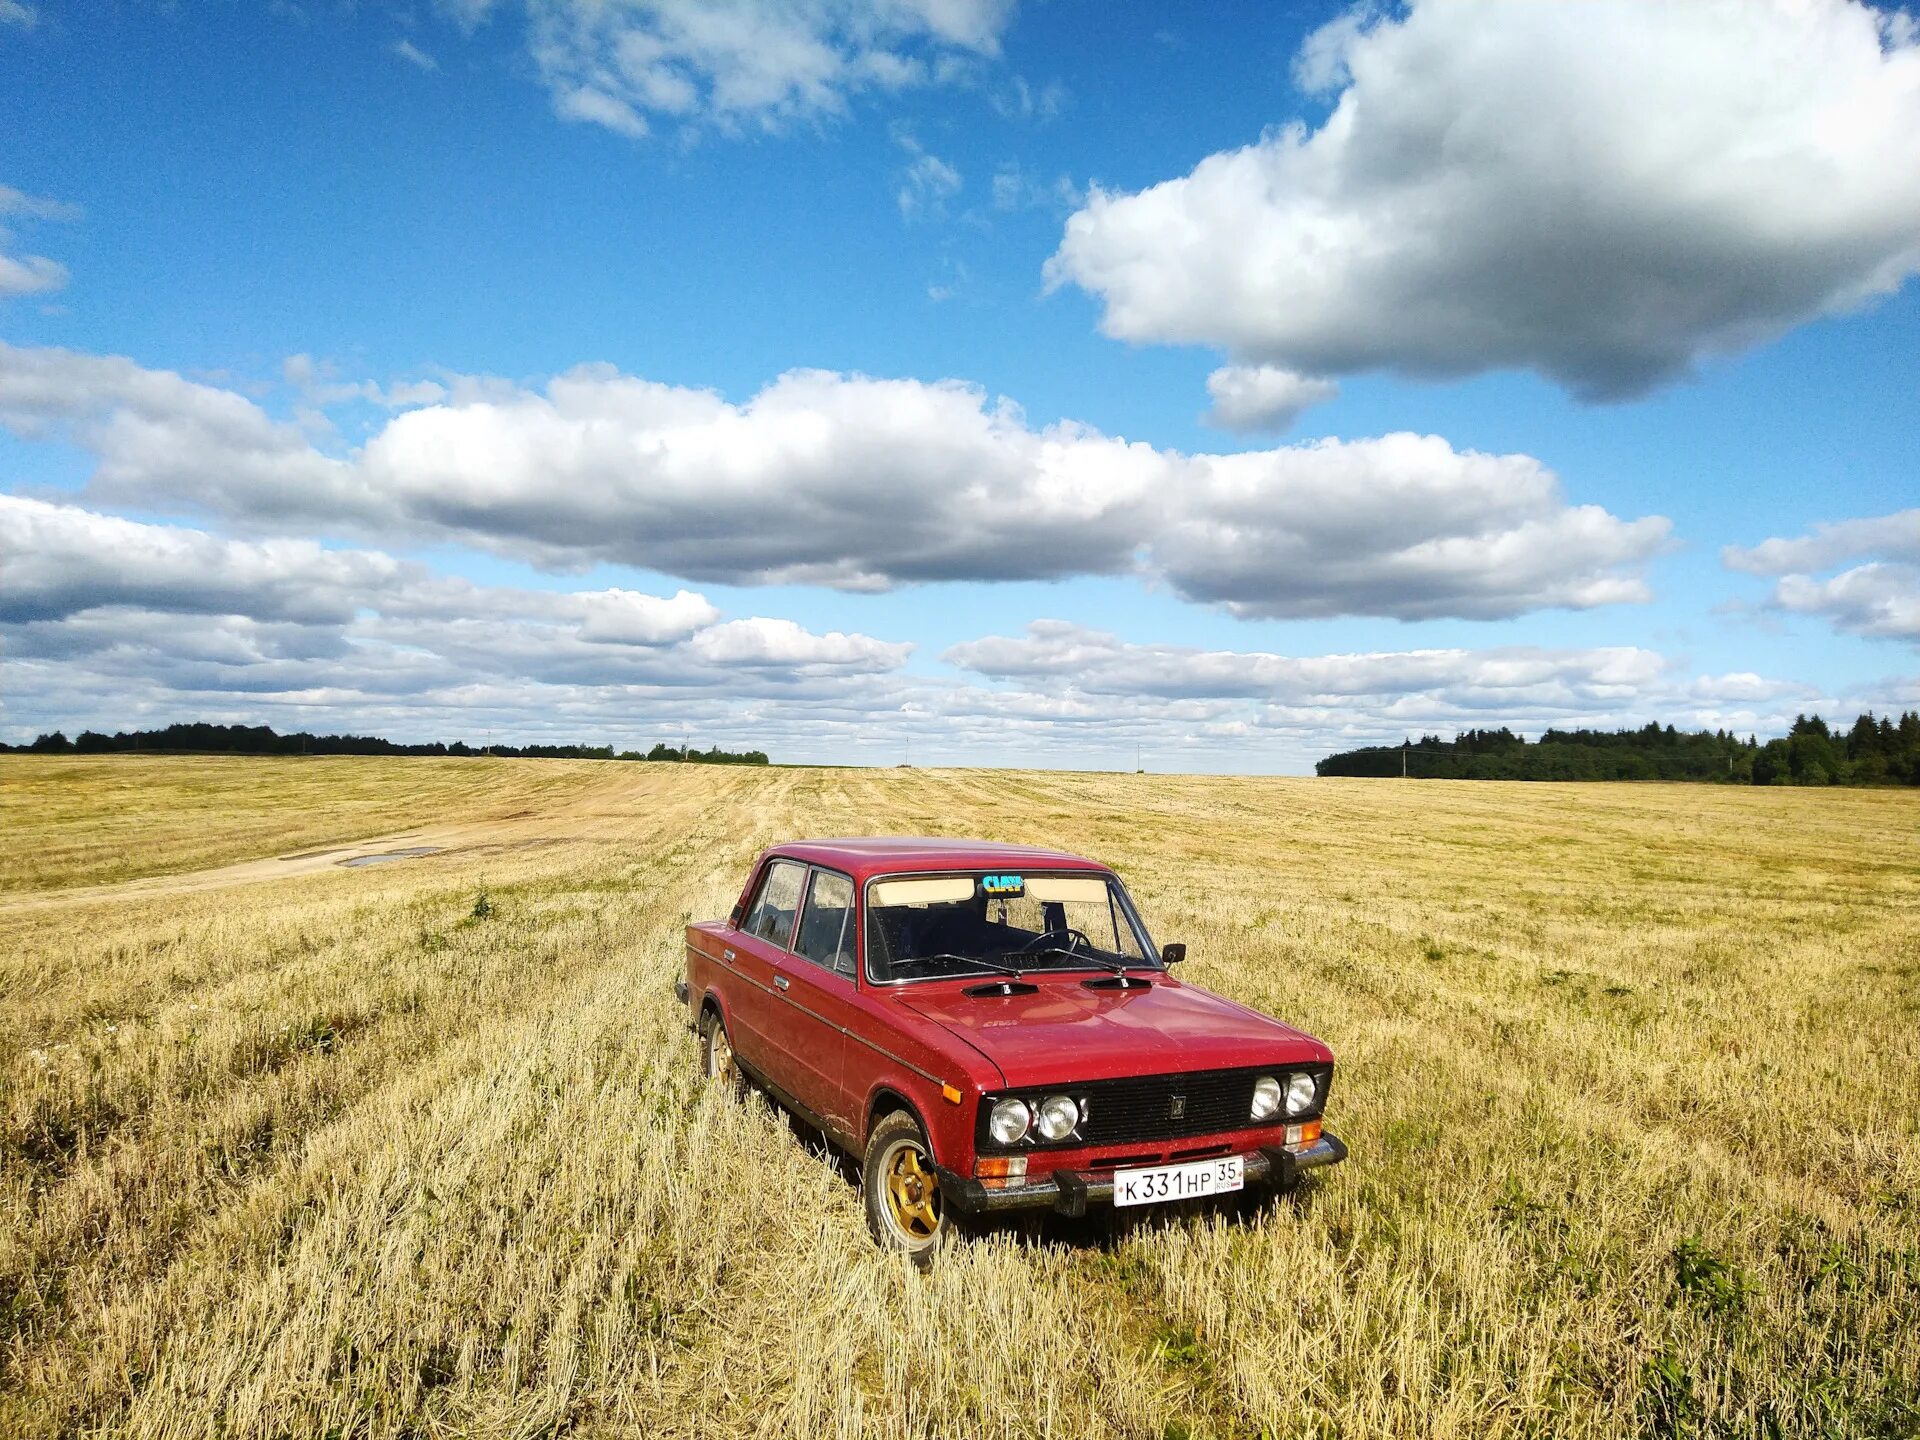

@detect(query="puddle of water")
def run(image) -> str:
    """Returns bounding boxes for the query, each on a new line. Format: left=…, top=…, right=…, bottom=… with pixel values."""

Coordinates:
left=338, top=847, right=443, bottom=868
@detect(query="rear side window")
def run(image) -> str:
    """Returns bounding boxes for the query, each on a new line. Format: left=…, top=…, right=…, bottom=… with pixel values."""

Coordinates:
left=743, top=860, right=806, bottom=948
left=794, top=870, right=855, bottom=974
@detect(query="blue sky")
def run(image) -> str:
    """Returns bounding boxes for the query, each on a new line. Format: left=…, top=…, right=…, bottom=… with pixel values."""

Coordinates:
left=2, top=0, right=1917, bottom=770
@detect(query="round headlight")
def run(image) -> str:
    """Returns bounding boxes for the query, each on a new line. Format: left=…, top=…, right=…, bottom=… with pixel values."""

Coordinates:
left=1035, top=1094, right=1080, bottom=1141
left=989, top=1097, right=1033, bottom=1144
left=1250, top=1075, right=1283, bottom=1121
left=1285, top=1072, right=1317, bottom=1116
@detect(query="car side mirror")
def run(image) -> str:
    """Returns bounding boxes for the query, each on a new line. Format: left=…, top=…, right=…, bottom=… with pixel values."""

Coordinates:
left=1160, top=942, right=1186, bottom=965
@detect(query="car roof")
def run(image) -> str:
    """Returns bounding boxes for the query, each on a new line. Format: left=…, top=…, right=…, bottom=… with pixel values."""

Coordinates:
left=764, top=836, right=1110, bottom=882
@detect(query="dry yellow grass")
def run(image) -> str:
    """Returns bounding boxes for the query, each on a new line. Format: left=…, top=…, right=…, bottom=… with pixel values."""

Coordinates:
left=0, top=756, right=1915, bottom=1439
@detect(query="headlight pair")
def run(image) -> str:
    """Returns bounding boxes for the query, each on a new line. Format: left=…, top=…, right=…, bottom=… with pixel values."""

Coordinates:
left=1251, top=1072, right=1318, bottom=1121
left=989, top=1093, right=1080, bottom=1144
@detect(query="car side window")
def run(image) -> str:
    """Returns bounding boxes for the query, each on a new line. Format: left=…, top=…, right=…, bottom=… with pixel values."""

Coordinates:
left=742, top=860, right=806, bottom=949
left=793, top=869, right=855, bottom=974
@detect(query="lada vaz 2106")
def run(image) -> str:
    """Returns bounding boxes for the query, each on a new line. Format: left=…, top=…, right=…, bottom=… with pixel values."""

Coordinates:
left=678, top=837, right=1346, bottom=1261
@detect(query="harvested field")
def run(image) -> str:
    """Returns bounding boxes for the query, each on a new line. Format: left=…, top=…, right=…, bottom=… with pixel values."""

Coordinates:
left=1, top=756, right=1915, bottom=1438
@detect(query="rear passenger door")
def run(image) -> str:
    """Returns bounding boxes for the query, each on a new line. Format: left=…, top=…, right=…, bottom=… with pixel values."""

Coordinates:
left=766, top=868, right=859, bottom=1139
left=728, top=858, right=806, bottom=1076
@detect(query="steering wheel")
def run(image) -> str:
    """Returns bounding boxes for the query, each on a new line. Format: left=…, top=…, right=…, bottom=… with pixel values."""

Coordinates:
left=1016, top=927, right=1092, bottom=955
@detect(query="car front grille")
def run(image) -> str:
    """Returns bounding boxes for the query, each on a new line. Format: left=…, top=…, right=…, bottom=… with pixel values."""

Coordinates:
left=977, top=1064, right=1330, bottom=1152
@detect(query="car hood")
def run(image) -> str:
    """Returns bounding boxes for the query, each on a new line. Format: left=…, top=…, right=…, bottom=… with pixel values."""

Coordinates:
left=897, top=976, right=1330, bottom=1087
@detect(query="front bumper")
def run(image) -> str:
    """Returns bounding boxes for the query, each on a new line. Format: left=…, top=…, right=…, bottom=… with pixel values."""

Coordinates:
left=935, top=1132, right=1348, bottom=1217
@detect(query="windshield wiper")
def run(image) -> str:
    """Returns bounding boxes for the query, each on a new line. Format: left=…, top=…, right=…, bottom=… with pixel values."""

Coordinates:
left=921, top=952, right=1025, bottom=979
left=1017, top=947, right=1141, bottom=974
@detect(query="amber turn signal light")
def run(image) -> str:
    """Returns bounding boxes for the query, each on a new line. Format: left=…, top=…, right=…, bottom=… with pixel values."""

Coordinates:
left=1284, top=1120, right=1322, bottom=1149
left=973, top=1155, right=1028, bottom=1188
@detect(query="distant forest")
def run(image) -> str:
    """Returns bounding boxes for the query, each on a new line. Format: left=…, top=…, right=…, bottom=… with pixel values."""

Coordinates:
left=0, top=722, right=770, bottom=766
left=1317, top=713, right=1920, bottom=785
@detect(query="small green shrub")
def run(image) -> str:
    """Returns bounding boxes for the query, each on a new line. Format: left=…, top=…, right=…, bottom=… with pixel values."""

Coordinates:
left=1672, top=1235, right=1751, bottom=1316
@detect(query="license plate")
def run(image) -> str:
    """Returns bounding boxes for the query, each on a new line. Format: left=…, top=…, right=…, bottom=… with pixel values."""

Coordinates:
left=1113, top=1155, right=1244, bottom=1208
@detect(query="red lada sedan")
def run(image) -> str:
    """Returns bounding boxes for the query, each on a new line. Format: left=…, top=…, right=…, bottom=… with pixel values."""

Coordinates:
left=677, top=837, right=1346, bottom=1261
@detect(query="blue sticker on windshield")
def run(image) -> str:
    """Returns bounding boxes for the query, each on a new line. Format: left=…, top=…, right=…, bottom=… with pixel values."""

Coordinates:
left=982, top=873, right=1024, bottom=896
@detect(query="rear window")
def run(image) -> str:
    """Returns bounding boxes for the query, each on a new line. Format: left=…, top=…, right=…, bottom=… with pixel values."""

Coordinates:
left=794, top=870, right=855, bottom=973
left=743, top=860, right=806, bottom=948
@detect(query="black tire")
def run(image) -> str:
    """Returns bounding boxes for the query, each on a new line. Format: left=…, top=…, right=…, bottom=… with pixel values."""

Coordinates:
left=862, top=1110, right=953, bottom=1265
left=699, top=1009, right=747, bottom=1100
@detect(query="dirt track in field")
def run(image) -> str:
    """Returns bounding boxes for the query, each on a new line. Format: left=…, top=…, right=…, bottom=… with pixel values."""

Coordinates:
left=0, top=782, right=621, bottom=912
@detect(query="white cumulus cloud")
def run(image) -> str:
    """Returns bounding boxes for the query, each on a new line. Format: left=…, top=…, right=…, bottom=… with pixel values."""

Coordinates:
left=0, top=341, right=370, bottom=523
left=1774, top=565, right=1920, bottom=642
left=1203, top=366, right=1337, bottom=434
left=574, top=588, right=721, bottom=645
left=1725, top=509, right=1920, bottom=642
left=687, top=617, right=912, bottom=671
left=1047, top=0, right=1920, bottom=401
left=0, top=341, right=1672, bottom=623
left=1154, top=433, right=1669, bottom=620
left=1724, top=509, right=1920, bottom=576
left=0, top=495, right=403, bottom=625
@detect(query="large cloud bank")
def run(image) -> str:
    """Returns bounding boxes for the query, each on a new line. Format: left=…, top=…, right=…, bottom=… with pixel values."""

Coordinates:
left=1048, top=0, right=1920, bottom=400
left=0, top=498, right=1826, bottom=765
left=0, top=341, right=1669, bottom=623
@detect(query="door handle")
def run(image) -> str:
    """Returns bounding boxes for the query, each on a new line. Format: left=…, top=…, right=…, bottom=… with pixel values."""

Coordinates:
left=773, top=974, right=791, bottom=991
left=722, top=948, right=735, bottom=963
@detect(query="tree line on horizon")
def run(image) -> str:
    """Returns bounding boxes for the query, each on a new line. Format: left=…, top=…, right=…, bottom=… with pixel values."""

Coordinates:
left=0, top=722, right=770, bottom=767
left=1315, top=713, right=1920, bottom=785
left=11, top=715, right=1919, bottom=784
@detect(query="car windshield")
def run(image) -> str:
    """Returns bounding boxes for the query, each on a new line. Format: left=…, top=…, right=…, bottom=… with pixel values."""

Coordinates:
left=864, top=870, right=1156, bottom=983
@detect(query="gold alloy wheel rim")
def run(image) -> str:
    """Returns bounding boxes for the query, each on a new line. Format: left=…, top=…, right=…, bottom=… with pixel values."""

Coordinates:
left=882, top=1140, right=941, bottom=1242
left=709, top=1025, right=734, bottom=1084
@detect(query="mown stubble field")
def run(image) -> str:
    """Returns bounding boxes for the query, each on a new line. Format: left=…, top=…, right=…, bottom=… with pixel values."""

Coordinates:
left=1, top=756, right=1916, bottom=1439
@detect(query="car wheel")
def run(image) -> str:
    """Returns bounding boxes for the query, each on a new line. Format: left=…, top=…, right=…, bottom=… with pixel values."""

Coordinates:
left=699, top=1010, right=746, bottom=1099
left=863, top=1110, right=952, bottom=1265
